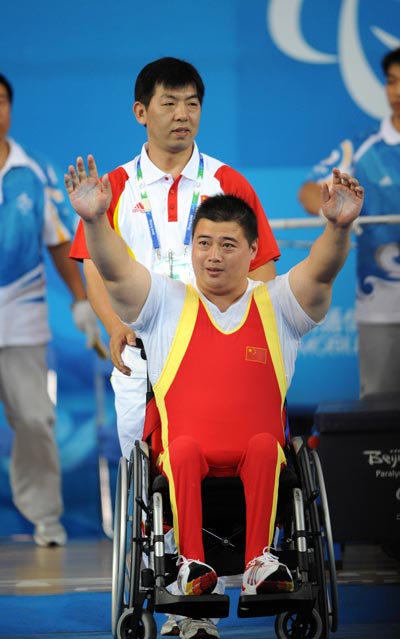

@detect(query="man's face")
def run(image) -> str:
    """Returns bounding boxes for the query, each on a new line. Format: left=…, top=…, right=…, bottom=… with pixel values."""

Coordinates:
left=192, top=218, right=258, bottom=300
left=134, top=82, right=201, bottom=154
left=386, top=62, right=400, bottom=120
left=0, top=83, right=11, bottom=141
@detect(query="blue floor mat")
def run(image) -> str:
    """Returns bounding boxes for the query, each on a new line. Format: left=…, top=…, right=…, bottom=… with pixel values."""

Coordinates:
left=0, top=584, right=399, bottom=637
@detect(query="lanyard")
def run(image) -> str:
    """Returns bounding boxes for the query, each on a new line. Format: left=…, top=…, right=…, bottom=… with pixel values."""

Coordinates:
left=136, top=154, right=204, bottom=252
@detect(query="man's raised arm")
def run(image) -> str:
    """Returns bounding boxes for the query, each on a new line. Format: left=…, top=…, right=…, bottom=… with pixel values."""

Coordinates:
left=289, top=168, right=364, bottom=323
left=65, top=155, right=150, bottom=325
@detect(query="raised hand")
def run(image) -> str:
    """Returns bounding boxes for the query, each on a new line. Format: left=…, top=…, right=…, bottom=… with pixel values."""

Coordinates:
left=64, top=155, right=112, bottom=222
left=321, top=168, right=364, bottom=227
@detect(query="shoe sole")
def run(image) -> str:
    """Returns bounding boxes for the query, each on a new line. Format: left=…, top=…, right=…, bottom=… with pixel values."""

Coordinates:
left=180, top=627, right=219, bottom=638
left=33, top=537, right=66, bottom=548
left=254, top=580, right=294, bottom=594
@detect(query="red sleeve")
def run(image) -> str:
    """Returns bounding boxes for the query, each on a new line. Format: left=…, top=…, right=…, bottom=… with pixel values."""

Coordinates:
left=214, top=165, right=280, bottom=270
left=69, top=166, right=130, bottom=261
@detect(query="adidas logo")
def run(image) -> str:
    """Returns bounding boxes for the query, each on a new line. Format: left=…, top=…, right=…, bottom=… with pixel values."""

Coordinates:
left=379, top=175, right=393, bottom=186
left=132, top=202, right=146, bottom=214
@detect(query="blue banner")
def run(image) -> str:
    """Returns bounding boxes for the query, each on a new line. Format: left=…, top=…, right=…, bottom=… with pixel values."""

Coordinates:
left=1, top=0, right=398, bottom=537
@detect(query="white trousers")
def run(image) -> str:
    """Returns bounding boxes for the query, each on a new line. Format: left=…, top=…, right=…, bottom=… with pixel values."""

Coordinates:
left=110, top=345, right=148, bottom=459
left=0, top=345, right=63, bottom=525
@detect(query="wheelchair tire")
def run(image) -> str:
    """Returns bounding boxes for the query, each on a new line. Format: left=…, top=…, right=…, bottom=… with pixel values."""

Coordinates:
left=310, top=450, right=339, bottom=633
left=117, top=608, right=157, bottom=639
left=293, top=439, right=330, bottom=638
left=275, top=609, right=323, bottom=639
left=112, top=456, right=129, bottom=638
left=126, top=442, right=150, bottom=607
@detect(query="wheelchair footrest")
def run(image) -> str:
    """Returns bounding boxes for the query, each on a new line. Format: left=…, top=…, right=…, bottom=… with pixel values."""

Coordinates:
left=155, top=586, right=230, bottom=618
left=238, top=582, right=315, bottom=618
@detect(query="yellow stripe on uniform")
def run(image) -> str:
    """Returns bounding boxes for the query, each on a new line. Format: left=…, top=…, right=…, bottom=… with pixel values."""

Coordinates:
left=153, top=285, right=199, bottom=550
left=269, top=441, right=287, bottom=545
left=253, top=285, right=287, bottom=544
left=253, top=285, right=287, bottom=410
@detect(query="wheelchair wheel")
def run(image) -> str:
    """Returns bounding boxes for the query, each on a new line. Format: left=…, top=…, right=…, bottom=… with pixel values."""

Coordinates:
left=112, top=456, right=129, bottom=638
left=126, top=442, right=150, bottom=608
left=293, top=439, right=330, bottom=638
left=275, top=609, right=323, bottom=639
left=112, top=444, right=151, bottom=638
left=310, top=450, right=339, bottom=633
left=117, top=608, right=157, bottom=639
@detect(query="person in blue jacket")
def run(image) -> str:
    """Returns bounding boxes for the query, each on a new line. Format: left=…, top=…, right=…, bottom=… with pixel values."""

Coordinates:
left=0, top=73, right=102, bottom=546
left=298, top=48, right=400, bottom=399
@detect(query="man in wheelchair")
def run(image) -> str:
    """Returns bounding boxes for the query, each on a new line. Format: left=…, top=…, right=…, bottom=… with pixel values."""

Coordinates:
left=65, top=160, right=363, bottom=638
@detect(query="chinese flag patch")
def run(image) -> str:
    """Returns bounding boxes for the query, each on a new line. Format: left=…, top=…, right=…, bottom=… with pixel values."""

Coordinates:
left=246, top=346, right=267, bottom=364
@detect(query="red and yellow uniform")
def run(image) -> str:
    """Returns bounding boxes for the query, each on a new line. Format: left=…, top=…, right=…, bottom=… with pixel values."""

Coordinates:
left=153, top=283, right=287, bottom=565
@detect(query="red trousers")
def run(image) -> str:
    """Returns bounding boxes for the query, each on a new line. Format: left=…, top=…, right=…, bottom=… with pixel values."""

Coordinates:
left=159, top=431, right=286, bottom=567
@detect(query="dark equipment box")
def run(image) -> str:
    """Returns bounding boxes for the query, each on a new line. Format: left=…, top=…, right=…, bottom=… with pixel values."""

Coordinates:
left=315, top=395, right=400, bottom=544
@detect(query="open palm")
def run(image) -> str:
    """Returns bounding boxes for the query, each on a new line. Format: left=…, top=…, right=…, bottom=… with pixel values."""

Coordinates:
left=65, top=155, right=111, bottom=222
left=321, top=168, right=364, bottom=227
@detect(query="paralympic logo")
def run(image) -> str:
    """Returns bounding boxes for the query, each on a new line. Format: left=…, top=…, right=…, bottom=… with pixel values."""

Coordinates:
left=266, top=0, right=400, bottom=119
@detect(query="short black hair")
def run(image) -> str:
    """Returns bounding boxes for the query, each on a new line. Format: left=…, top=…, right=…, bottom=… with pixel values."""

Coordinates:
left=0, top=74, right=13, bottom=103
left=134, top=57, right=205, bottom=107
left=192, top=194, right=258, bottom=245
left=382, top=47, right=400, bottom=76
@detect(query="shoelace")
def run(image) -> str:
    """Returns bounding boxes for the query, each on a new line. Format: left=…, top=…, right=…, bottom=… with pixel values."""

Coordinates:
left=176, top=555, right=185, bottom=567
left=246, top=547, right=279, bottom=568
left=176, top=554, right=192, bottom=567
left=262, top=546, right=279, bottom=561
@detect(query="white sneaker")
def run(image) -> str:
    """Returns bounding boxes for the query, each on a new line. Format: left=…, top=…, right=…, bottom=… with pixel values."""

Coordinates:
left=160, top=615, right=180, bottom=636
left=178, top=618, right=220, bottom=638
left=242, top=547, right=294, bottom=594
left=33, top=519, right=67, bottom=547
left=177, top=556, right=217, bottom=596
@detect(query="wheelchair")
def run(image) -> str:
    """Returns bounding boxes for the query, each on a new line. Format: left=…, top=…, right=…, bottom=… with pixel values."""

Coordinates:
left=110, top=415, right=339, bottom=639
